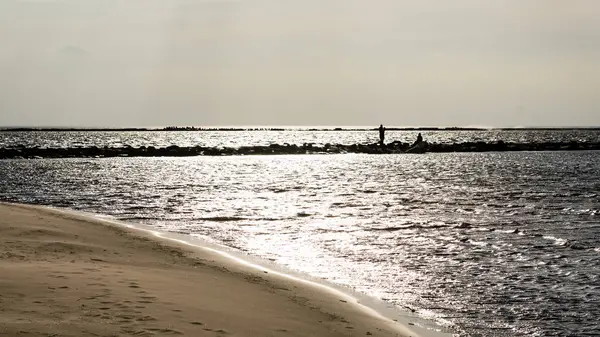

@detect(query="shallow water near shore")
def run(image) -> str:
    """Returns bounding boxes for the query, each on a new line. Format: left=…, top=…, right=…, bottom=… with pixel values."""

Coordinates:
left=2, top=149, right=600, bottom=337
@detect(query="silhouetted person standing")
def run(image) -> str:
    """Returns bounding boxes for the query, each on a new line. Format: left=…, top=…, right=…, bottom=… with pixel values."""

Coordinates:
left=379, top=124, right=385, bottom=146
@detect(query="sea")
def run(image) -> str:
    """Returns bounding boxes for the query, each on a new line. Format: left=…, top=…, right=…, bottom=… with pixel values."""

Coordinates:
left=1, top=129, right=599, bottom=337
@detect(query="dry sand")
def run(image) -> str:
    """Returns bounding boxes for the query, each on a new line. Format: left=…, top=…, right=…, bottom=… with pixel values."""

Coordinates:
left=0, top=203, right=419, bottom=337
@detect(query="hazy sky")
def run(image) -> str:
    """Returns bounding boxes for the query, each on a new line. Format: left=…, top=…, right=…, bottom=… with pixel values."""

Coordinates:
left=1, top=0, right=599, bottom=127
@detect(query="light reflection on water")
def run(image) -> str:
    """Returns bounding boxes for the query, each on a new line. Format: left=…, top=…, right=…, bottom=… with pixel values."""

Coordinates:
left=1, top=151, right=600, bottom=337
left=2, top=129, right=600, bottom=148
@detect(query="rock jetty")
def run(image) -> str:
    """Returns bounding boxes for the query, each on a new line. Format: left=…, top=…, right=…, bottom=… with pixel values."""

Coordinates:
left=1, top=141, right=599, bottom=159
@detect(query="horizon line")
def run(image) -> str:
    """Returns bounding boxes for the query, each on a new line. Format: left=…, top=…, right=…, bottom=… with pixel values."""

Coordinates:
left=2, top=125, right=600, bottom=132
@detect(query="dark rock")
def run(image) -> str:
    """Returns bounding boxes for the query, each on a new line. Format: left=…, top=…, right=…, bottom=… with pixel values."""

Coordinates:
left=1, top=140, right=599, bottom=159
left=568, top=140, right=579, bottom=150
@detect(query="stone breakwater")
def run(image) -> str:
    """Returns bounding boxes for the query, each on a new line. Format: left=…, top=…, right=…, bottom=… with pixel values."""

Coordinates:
left=1, top=141, right=599, bottom=159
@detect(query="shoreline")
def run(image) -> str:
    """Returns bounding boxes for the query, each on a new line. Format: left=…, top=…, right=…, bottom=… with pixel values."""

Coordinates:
left=98, top=213, right=452, bottom=334
left=0, top=202, right=451, bottom=337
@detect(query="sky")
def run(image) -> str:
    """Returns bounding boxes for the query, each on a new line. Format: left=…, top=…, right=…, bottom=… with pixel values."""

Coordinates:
left=1, top=0, right=599, bottom=127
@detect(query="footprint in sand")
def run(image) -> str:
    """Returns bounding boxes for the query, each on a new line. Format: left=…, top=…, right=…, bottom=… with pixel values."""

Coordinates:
left=49, top=274, right=68, bottom=279
left=128, top=281, right=140, bottom=288
left=139, top=296, right=156, bottom=300
left=87, top=282, right=107, bottom=286
left=146, top=328, right=183, bottom=335
left=202, top=328, right=229, bottom=335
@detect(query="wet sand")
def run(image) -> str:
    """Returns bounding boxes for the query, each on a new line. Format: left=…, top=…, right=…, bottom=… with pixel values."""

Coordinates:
left=0, top=203, right=418, bottom=337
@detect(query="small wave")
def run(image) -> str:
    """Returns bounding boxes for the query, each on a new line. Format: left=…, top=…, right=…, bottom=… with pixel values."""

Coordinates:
left=169, top=230, right=191, bottom=235
left=469, top=240, right=488, bottom=247
left=566, top=242, right=589, bottom=250
left=117, top=216, right=162, bottom=221
left=258, top=217, right=289, bottom=221
left=543, top=235, right=569, bottom=246
left=497, top=228, right=522, bottom=235
left=197, top=216, right=247, bottom=222
left=124, top=205, right=152, bottom=211
left=369, top=223, right=450, bottom=231
left=541, top=236, right=589, bottom=250
left=425, top=223, right=451, bottom=229
left=331, top=202, right=365, bottom=208
left=369, top=225, right=415, bottom=231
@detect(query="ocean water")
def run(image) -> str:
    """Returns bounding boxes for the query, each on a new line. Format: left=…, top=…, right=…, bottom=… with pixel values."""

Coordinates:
left=1, top=131, right=600, bottom=337
left=1, top=129, right=600, bottom=148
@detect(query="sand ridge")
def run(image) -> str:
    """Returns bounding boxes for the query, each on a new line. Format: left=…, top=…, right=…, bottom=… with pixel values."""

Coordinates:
left=0, top=203, right=418, bottom=337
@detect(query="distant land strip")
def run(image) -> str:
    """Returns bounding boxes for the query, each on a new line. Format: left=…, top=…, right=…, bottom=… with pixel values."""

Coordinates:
left=1, top=140, right=599, bottom=159
left=1, top=127, right=600, bottom=132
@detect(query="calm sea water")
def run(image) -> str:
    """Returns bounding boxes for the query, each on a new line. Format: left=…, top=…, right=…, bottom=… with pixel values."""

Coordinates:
left=1, top=131, right=599, bottom=337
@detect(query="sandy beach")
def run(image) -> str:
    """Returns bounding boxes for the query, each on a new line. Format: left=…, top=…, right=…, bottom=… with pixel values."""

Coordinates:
left=0, top=203, right=418, bottom=337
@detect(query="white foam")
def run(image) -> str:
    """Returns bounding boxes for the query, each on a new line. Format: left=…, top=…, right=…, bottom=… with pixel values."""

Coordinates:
left=543, top=235, right=568, bottom=246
